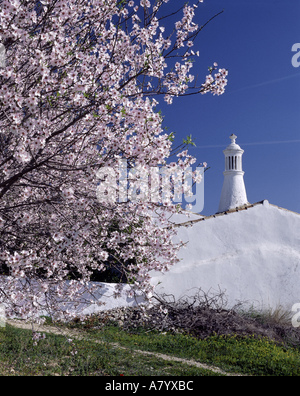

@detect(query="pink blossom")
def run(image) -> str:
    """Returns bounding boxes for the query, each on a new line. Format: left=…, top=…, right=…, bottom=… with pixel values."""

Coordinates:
left=0, top=0, right=227, bottom=325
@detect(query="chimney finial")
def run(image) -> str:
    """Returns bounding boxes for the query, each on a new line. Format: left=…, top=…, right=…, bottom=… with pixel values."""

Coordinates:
left=230, top=134, right=237, bottom=144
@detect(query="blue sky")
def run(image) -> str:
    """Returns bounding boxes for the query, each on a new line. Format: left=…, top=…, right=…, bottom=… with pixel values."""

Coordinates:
left=159, top=0, right=300, bottom=215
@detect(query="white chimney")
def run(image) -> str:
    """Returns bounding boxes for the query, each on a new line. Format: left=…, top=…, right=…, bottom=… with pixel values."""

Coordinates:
left=218, top=134, right=248, bottom=213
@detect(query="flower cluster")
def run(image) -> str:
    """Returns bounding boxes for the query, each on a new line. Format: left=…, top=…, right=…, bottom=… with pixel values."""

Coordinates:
left=201, top=63, right=228, bottom=95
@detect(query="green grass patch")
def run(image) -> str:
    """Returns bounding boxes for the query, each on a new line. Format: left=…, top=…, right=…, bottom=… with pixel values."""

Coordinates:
left=84, top=324, right=300, bottom=376
left=0, top=325, right=222, bottom=376
left=1, top=320, right=300, bottom=376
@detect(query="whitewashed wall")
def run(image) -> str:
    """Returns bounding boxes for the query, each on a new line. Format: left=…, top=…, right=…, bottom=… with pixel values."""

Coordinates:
left=150, top=201, right=300, bottom=312
left=2, top=201, right=299, bottom=318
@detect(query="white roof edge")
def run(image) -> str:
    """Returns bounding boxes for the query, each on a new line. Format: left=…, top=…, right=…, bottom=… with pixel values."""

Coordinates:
left=173, top=200, right=300, bottom=228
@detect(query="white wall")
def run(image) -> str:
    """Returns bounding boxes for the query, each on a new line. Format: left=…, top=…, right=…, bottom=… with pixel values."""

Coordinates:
left=3, top=202, right=299, bottom=317
left=150, top=201, right=300, bottom=311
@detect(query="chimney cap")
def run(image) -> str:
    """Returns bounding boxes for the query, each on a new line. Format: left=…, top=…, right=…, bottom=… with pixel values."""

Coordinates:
left=224, top=134, right=243, bottom=152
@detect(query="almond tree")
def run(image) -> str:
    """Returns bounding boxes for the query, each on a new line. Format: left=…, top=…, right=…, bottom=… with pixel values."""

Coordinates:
left=0, top=0, right=228, bottom=322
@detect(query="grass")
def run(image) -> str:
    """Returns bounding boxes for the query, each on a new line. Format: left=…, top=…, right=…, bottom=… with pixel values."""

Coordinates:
left=239, top=304, right=293, bottom=327
left=1, top=319, right=300, bottom=376
left=83, top=323, right=300, bottom=376
left=0, top=325, right=223, bottom=376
